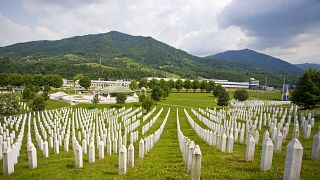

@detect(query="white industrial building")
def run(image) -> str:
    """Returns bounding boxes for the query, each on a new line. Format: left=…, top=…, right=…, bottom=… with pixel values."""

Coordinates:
left=62, top=79, right=131, bottom=89
left=147, top=77, right=260, bottom=89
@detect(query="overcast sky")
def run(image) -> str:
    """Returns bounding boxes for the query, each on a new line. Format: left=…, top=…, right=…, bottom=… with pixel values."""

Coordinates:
left=0, top=0, right=319, bottom=64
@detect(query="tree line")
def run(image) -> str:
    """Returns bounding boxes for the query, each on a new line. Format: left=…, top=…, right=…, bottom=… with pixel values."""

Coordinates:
left=129, top=78, right=216, bottom=93
left=0, top=73, right=63, bottom=116
left=129, top=78, right=250, bottom=108
left=0, top=73, right=63, bottom=88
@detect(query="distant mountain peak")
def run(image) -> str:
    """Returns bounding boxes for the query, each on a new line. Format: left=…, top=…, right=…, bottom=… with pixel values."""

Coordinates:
left=208, top=48, right=303, bottom=75
left=295, top=63, right=320, bottom=71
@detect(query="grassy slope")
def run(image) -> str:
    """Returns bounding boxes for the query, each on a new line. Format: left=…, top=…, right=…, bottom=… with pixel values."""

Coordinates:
left=0, top=92, right=319, bottom=179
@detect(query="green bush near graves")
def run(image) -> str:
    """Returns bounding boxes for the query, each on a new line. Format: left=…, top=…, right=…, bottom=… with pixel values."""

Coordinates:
left=0, top=93, right=20, bottom=115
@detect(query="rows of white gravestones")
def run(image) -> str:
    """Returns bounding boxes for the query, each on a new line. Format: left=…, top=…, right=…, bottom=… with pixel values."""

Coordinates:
left=138, top=108, right=170, bottom=160
left=142, top=107, right=163, bottom=135
left=142, top=107, right=156, bottom=122
left=119, top=107, right=170, bottom=175
left=19, top=102, right=29, bottom=111
left=230, top=100, right=292, bottom=108
left=0, top=105, right=171, bottom=176
left=1, top=114, right=27, bottom=175
left=182, top=101, right=320, bottom=179
left=190, top=108, right=236, bottom=153
left=119, top=107, right=169, bottom=175
left=176, top=108, right=202, bottom=180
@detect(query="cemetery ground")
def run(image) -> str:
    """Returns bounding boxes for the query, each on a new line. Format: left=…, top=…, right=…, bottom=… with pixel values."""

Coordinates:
left=1, top=92, right=320, bottom=179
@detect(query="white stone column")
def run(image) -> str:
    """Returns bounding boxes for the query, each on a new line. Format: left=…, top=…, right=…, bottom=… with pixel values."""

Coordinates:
left=64, top=138, right=69, bottom=151
left=245, top=135, right=255, bottom=161
left=89, top=141, right=95, bottom=163
left=234, top=128, right=239, bottom=142
left=263, top=130, right=270, bottom=145
left=113, top=139, right=118, bottom=154
left=118, top=145, right=127, bottom=175
left=139, top=139, right=144, bottom=158
left=27, top=144, right=37, bottom=169
left=240, top=128, right=245, bottom=144
left=260, top=138, right=273, bottom=171
left=75, top=144, right=83, bottom=168
left=82, top=139, right=87, bottom=154
left=107, top=138, right=112, bottom=155
left=254, top=130, right=259, bottom=145
left=43, top=141, right=49, bottom=158
left=99, top=141, right=104, bottom=159
left=221, top=133, right=227, bottom=152
left=3, top=147, right=14, bottom=175
left=191, top=145, right=202, bottom=180
left=187, top=141, right=195, bottom=171
left=283, top=139, right=303, bottom=180
left=54, top=140, right=59, bottom=155
left=305, top=124, right=311, bottom=140
left=128, top=144, right=134, bottom=168
left=274, top=130, right=283, bottom=152
left=227, top=134, right=234, bottom=153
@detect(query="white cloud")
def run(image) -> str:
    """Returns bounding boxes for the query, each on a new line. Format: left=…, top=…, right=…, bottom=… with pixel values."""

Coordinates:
left=0, top=13, right=60, bottom=46
left=3, top=0, right=238, bottom=55
left=262, top=29, right=320, bottom=64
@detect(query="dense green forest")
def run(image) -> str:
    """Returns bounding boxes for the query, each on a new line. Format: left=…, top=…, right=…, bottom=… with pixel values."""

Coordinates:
left=0, top=31, right=301, bottom=87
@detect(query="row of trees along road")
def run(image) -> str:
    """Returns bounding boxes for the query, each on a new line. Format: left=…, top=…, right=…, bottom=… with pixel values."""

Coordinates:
left=130, top=78, right=216, bottom=93
left=0, top=73, right=63, bottom=88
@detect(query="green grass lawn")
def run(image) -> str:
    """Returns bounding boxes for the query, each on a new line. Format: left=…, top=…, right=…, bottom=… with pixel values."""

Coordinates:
left=157, top=92, right=218, bottom=109
left=45, top=100, right=71, bottom=110
left=227, top=89, right=282, bottom=101
left=1, top=91, right=319, bottom=179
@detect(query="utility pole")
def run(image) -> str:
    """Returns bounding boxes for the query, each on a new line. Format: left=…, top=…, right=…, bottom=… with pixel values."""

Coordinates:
left=265, top=76, right=268, bottom=86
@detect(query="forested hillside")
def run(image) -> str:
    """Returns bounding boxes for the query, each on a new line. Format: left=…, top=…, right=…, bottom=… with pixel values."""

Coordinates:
left=0, top=31, right=300, bottom=87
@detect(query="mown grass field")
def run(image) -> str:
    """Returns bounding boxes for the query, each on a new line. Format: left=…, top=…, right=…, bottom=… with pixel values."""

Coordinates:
left=1, top=91, right=319, bottom=179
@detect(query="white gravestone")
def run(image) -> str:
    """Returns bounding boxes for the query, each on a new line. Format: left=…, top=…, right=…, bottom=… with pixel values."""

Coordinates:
left=128, top=144, right=134, bottom=168
left=260, top=138, right=273, bottom=171
left=245, top=135, right=255, bottom=161
left=119, top=145, right=127, bottom=175
left=191, top=145, right=202, bottom=180
left=283, top=139, right=303, bottom=180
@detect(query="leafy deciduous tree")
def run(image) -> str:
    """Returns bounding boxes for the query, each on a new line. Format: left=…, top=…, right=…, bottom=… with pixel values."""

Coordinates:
left=31, top=95, right=46, bottom=111
left=129, top=80, right=138, bottom=90
left=138, top=78, right=148, bottom=88
left=192, top=80, right=200, bottom=92
left=184, top=79, right=192, bottom=92
left=142, top=96, right=154, bottom=111
left=151, top=86, right=162, bottom=101
left=233, top=89, right=249, bottom=101
left=79, top=76, right=91, bottom=90
left=291, top=68, right=320, bottom=108
left=200, top=80, right=208, bottom=93
left=0, top=93, right=20, bottom=115
left=175, top=79, right=184, bottom=93
left=217, top=90, right=229, bottom=107
left=116, top=93, right=127, bottom=104
left=92, top=94, right=100, bottom=107
left=207, top=80, right=216, bottom=93
left=148, top=78, right=159, bottom=89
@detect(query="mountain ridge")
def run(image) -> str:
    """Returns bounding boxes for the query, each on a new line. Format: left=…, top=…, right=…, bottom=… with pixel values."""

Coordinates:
left=208, top=48, right=303, bottom=75
left=295, top=63, right=320, bottom=71
left=0, top=31, right=301, bottom=87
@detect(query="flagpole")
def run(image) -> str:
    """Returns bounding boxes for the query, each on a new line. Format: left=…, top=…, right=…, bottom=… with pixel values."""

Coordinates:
left=281, top=77, right=285, bottom=101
